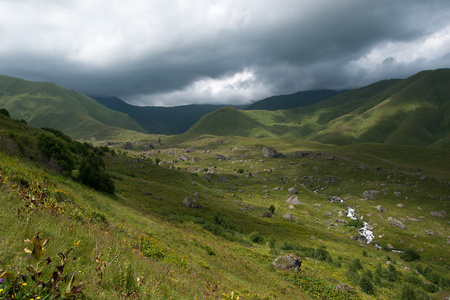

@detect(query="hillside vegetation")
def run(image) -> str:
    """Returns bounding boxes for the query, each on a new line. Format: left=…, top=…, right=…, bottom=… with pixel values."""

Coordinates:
left=190, top=69, right=450, bottom=148
left=92, top=96, right=226, bottom=135
left=1, top=111, right=449, bottom=299
left=0, top=75, right=147, bottom=139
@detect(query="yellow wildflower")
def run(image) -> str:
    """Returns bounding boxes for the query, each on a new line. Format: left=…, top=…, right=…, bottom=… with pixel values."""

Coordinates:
left=76, top=240, right=81, bottom=246
left=22, top=282, right=27, bottom=286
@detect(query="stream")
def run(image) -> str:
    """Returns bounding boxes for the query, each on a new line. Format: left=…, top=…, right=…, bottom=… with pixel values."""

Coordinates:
left=347, top=207, right=374, bottom=244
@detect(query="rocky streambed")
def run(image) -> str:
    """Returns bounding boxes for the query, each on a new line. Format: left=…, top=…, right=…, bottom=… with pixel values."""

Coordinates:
left=347, top=207, right=374, bottom=244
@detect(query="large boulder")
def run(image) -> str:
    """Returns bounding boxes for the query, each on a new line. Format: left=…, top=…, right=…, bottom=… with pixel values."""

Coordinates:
left=388, top=217, right=407, bottom=230
left=123, top=141, right=133, bottom=150
left=262, top=147, right=281, bottom=158
left=288, top=187, right=298, bottom=194
left=183, top=197, right=202, bottom=209
left=286, top=195, right=302, bottom=204
left=283, top=213, right=294, bottom=221
left=272, top=254, right=302, bottom=271
left=362, top=190, right=380, bottom=200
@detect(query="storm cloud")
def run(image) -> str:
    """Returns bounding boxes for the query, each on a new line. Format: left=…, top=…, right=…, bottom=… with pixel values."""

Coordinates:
left=1, top=0, right=450, bottom=106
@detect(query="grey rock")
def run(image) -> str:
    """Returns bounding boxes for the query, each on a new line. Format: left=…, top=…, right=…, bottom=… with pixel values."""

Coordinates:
left=388, top=217, right=407, bottom=230
left=262, top=146, right=281, bottom=158
left=288, top=187, right=298, bottom=194
left=283, top=213, right=294, bottom=221
left=272, top=254, right=302, bottom=271
left=286, top=195, right=302, bottom=204
left=362, top=190, right=380, bottom=200
left=430, top=211, right=444, bottom=218
left=376, top=205, right=385, bottom=212
left=123, top=141, right=133, bottom=150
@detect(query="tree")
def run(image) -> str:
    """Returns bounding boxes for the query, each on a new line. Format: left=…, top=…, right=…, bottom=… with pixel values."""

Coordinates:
left=37, top=133, right=74, bottom=175
left=359, top=274, right=374, bottom=294
left=0, top=108, right=11, bottom=117
left=78, top=153, right=115, bottom=194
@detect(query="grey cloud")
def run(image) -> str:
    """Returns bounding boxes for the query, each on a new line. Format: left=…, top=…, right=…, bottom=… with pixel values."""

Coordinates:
left=1, top=0, right=450, bottom=106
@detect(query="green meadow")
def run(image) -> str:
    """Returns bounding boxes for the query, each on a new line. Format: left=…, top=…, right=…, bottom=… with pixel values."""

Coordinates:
left=1, top=111, right=448, bottom=299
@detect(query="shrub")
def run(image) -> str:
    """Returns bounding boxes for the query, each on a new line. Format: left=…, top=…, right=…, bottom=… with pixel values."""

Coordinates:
left=400, top=284, right=416, bottom=300
left=0, top=107, right=10, bottom=117
left=359, top=274, right=374, bottom=294
left=78, top=153, right=115, bottom=194
left=400, top=248, right=421, bottom=262
left=37, top=133, right=74, bottom=174
left=249, top=231, right=265, bottom=244
left=269, top=205, right=276, bottom=214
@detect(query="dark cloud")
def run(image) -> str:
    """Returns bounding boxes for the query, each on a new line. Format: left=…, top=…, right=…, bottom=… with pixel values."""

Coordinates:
left=1, top=0, right=449, bottom=106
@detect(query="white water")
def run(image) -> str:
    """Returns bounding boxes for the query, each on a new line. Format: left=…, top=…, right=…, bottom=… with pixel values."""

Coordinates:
left=347, top=207, right=374, bottom=244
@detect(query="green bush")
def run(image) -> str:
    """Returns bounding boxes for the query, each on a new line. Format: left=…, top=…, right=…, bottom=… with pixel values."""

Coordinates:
left=400, top=284, right=416, bottom=300
left=0, top=107, right=10, bottom=117
left=37, top=133, right=74, bottom=174
left=269, top=205, right=275, bottom=214
left=359, top=274, right=374, bottom=294
left=249, top=231, right=265, bottom=244
left=78, top=153, right=115, bottom=194
left=400, top=248, right=421, bottom=262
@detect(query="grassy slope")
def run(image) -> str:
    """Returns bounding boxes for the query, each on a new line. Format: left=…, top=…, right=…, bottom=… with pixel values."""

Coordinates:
left=245, top=90, right=340, bottom=111
left=190, top=69, right=450, bottom=148
left=0, top=75, right=147, bottom=139
left=187, top=106, right=278, bottom=138
left=1, top=114, right=449, bottom=299
left=92, top=96, right=227, bottom=135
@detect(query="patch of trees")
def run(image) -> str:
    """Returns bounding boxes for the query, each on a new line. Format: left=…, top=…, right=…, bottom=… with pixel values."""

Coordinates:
left=78, top=153, right=115, bottom=194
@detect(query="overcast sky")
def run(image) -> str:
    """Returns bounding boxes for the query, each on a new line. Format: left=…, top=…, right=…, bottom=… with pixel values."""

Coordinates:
left=1, top=0, right=450, bottom=106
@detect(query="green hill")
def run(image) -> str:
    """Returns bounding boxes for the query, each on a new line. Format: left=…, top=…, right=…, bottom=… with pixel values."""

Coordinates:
left=186, top=105, right=276, bottom=137
left=1, top=115, right=449, bottom=299
left=0, top=75, right=147, bottom=139
left=190, top=69, right=450, bottom=148
left=245, top=89, right=340, bottom=110
left=91, top=96, right=227, bottom=135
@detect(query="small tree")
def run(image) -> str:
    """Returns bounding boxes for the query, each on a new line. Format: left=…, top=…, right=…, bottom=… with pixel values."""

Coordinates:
left=0, top=107, right=10, bottom=117
left=269, top=205, right=276, bottom=214
left=78, top=153, right=115, bottom=194
left=359, top=274, right=374, bottom=295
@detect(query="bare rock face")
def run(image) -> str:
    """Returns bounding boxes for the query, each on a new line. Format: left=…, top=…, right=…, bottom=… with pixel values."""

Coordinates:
left=272, top=254, right=302, bottom=271
left=388, top=217, right=407, bottom=230
left=286, top=195, right=302, bottom=204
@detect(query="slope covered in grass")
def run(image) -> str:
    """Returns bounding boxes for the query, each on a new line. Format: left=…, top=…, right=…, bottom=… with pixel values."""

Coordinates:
left=0, top=75, right=147, bottom=139
left=187, top=105, right=277, bottom=137
left=1, top=113, right=449, bottom=299
left=245, top=89, right=340, bottom=111
left=92, top=96, right=228, bottom=135
left=189, top=69, right=450, bottom=148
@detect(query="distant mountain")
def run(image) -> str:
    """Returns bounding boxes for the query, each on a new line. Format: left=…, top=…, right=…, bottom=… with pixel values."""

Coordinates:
left=0, top=75, right=146, bottom=139
left=245, top=89, right=340, bottom=110
left=187, top=69, right=450, bottom=148
left=91, top=96, right=227, bottom=135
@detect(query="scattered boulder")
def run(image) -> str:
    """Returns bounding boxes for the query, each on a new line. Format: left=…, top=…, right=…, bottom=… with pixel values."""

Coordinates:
left=358, top=164, right=367, bottom=170
left=352, top=235, right=367, bottom=243
left=262, top=147, right=282, bottom=158
left=326, top=212, right=334, bottom=217
left=194, top=192, right=201, bottom=198
left=288, top=205, right=295, bottom=210
left=337, top=211, right=345, bottom=217
left=286, top=195, right=302, bottom=204
left=430, top=211, right=444, bottom=218
left=388, top=217, right=407, bottom=230
left=330, top=196, right=342, bottom=203
left=376, top=205, right=385, bottom=212
left=123, top=141, right=133, bottom=150
left=362, top=190, right=380, bottom=200
left=314, top=203, right=323, bottom=208
left=183, top=197, right=202, bottom=209
left=397, top=203, right=404, bottom=208
left=322, top=177, right=338, bottom=183
left=336, top=284, right=351, bottom=292
left=272, top=254, right=302, bottom=271
left=288, top=187, right=298, bottom=194
left=215, top=154, right=228, bottom=160
left=294, top=151, right=310, bottom=158
left=424, top=230, right=435, bottom=235
left=394, top=191, right=401, bottom=197
left=260, top=211, right=272, bottom=218
left=283, top=213, right=294, bottom=221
